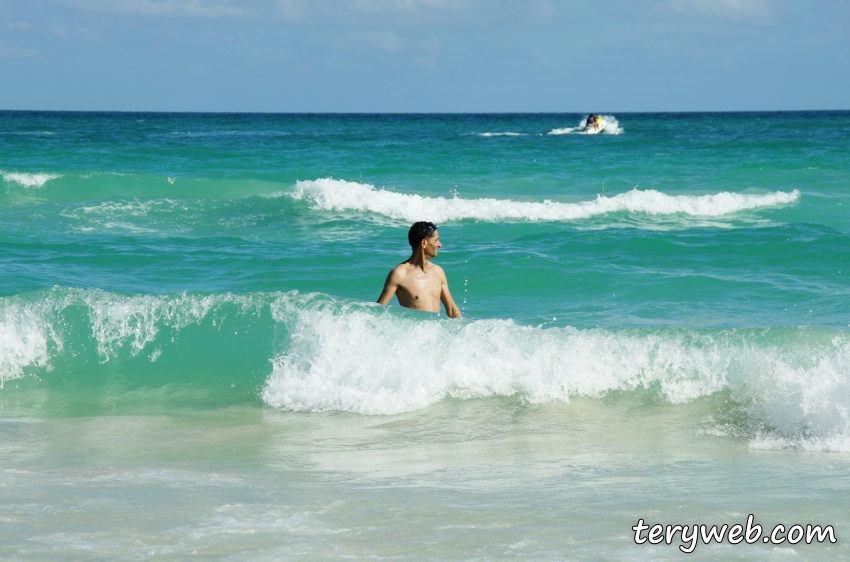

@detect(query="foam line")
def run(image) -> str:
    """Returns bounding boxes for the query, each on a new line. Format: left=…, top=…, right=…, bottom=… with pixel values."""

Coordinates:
left=262, top=293, right=850, bottom=452
left=287, top=178, right=800, bottom=223
left=2, top=288, right=849, bottom=450
left=1, top=170, right=61, bottom=188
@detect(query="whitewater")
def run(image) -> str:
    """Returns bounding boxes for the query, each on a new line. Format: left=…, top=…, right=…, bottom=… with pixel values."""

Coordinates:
left=2, top=287, right=848, bottom=455
left=287, top=177, right=800, bottom=223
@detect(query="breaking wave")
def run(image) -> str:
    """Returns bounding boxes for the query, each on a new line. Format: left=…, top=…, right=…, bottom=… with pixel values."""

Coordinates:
left=263, top=294, right=850, bottom=452
left=1, top=170, right=61, bottom=188
left=2, top=288, right=848, bottom=451
left=263, top=295, right=849, bottom=424
left=286, top=178, right=800, bottom=224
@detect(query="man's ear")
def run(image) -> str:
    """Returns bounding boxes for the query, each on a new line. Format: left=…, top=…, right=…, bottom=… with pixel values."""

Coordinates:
left=420, top=239, right=427, bottom=249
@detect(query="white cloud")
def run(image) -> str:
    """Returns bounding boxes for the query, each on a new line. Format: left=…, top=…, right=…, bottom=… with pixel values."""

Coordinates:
left=0, top=39, right=37, bottom=58
left=53, top=0, right=252, bottom=18
left=668, top=0, right=772, bottom=21
left=49, top=0, right=495, bottom=23
left=346, top=0, right=469, bottom=13
left=271, top=0, right=492, bottom=21
left=523, top=0, right=557, bottom=22
left=40, top=0, right=533, bottom=25
left=274, top=0, right=307, bottom=21
left=49, top=19, right=70, bottom=37
left=352, top=29, right=403, bottom=51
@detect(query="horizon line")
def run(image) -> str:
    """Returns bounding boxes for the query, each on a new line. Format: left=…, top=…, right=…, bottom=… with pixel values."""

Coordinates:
left=1, top=108, right=847, bottom=116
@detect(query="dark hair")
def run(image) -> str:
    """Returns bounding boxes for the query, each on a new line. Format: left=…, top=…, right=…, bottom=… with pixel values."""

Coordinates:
left=408, top=221, right=437, bottom=248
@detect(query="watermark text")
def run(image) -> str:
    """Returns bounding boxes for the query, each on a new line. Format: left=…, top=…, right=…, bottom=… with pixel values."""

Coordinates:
left=633, top=514, right=836, bottom=553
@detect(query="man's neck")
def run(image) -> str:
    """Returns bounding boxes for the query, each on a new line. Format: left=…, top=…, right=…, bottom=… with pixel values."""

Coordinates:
left=407, top=249, right=430, bottom=272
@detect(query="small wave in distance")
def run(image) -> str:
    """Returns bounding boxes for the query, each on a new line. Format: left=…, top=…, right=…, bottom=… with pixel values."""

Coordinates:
left=1, top=170, right=61, bottom=188
left=286, top=178, right=800, bottom=224
left=474, top=132, right=526, bottom=137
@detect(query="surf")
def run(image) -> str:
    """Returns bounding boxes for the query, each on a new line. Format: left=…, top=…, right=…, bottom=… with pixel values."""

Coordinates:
left=286, top=178, right=800, bottom=224
left=2, top=288, right=849, bottom=452
left=1, top=170, right=61, bottom=189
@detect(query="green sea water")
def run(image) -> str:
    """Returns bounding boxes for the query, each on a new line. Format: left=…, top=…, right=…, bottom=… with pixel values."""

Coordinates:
left=1, top=111, right=849, bottom=559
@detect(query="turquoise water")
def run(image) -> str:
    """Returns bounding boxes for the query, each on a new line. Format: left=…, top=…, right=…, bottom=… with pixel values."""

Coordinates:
left=1, top=111, right=849, bottom=559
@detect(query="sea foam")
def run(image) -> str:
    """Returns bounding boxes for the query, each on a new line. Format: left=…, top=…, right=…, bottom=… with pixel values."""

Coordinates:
left=0, top=300, right=57, bottom=387
left=287, top=178, right=800, bottom=224
left=1, top=170, right=61, bottom=188
left=60, top=198, right=190, bottom=235
left=547, top=127, right=576, bottom=135
left=0, top=289, right=260, bottom=387
left=3, top=289, right=848, bottom=451
left=263, top=293, right=850, bottom=450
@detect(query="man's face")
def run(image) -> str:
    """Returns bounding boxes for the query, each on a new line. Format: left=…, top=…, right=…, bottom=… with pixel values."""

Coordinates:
left=422, top=230, right=441, bottom=258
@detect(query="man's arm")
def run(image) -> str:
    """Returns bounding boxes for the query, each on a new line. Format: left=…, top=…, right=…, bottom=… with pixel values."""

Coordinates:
left=377, top=269, right=400, bottom=306
left=439, top=270, right=462, bottom=318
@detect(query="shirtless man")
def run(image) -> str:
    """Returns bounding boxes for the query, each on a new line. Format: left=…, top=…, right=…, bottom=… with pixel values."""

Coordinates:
left=377, top=221, right=462, bottom=318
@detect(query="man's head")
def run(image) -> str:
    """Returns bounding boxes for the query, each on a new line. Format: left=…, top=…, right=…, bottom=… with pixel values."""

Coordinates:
left=408, top=221, right=440, bottom=255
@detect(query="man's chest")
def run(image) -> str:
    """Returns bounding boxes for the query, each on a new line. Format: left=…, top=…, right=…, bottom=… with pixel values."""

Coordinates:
left=402, top=271, right=441, bottom=296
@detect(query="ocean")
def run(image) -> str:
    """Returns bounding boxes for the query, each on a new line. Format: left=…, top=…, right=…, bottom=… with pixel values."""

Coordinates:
left=1, top=111, right=848, bottom=559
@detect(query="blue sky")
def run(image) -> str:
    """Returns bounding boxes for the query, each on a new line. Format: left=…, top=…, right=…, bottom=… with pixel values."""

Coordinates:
left=1, top=0, right=848, bottom=112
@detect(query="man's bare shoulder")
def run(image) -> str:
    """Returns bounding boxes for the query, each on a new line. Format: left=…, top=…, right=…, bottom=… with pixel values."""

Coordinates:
left=388, top=261, right=415, bottom=279
left=428, top=262, right=447, bottom=279
left=387, top=261, right=445, bottom=281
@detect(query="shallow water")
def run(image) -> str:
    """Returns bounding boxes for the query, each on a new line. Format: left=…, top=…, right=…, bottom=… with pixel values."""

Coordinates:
left=1, top=111, right=849, bottom=559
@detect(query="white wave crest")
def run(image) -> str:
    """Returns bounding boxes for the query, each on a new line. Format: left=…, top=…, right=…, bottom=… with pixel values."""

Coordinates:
left=5, top=131, right=55, bottom=137
left=475, top=132, right=525, bottom=137
left=76, top=290, right=263, bottom=360
left=263, top=294, right=850, bottom=451
left=84, top=292, right=220, bottom=359
left=165, top=130, right=291, bottom=138
left=0, top=289, right=261, bottom=386
left=287, top=178, right=800, bottom=224
left=3, top=289, right=850, bottom=450
left=263, top=301, right=728, bottom=415
left=0, top=301, right=59, bottom=388
left=1, top=170, right=61, bottom=188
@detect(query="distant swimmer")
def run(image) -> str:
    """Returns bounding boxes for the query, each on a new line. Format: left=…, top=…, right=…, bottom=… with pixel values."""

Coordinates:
left=377, top=221, right=462, bottom=318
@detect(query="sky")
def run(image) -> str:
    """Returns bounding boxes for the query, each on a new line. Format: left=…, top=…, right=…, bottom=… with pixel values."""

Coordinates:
left=1, top=0, right=848, bottom=112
